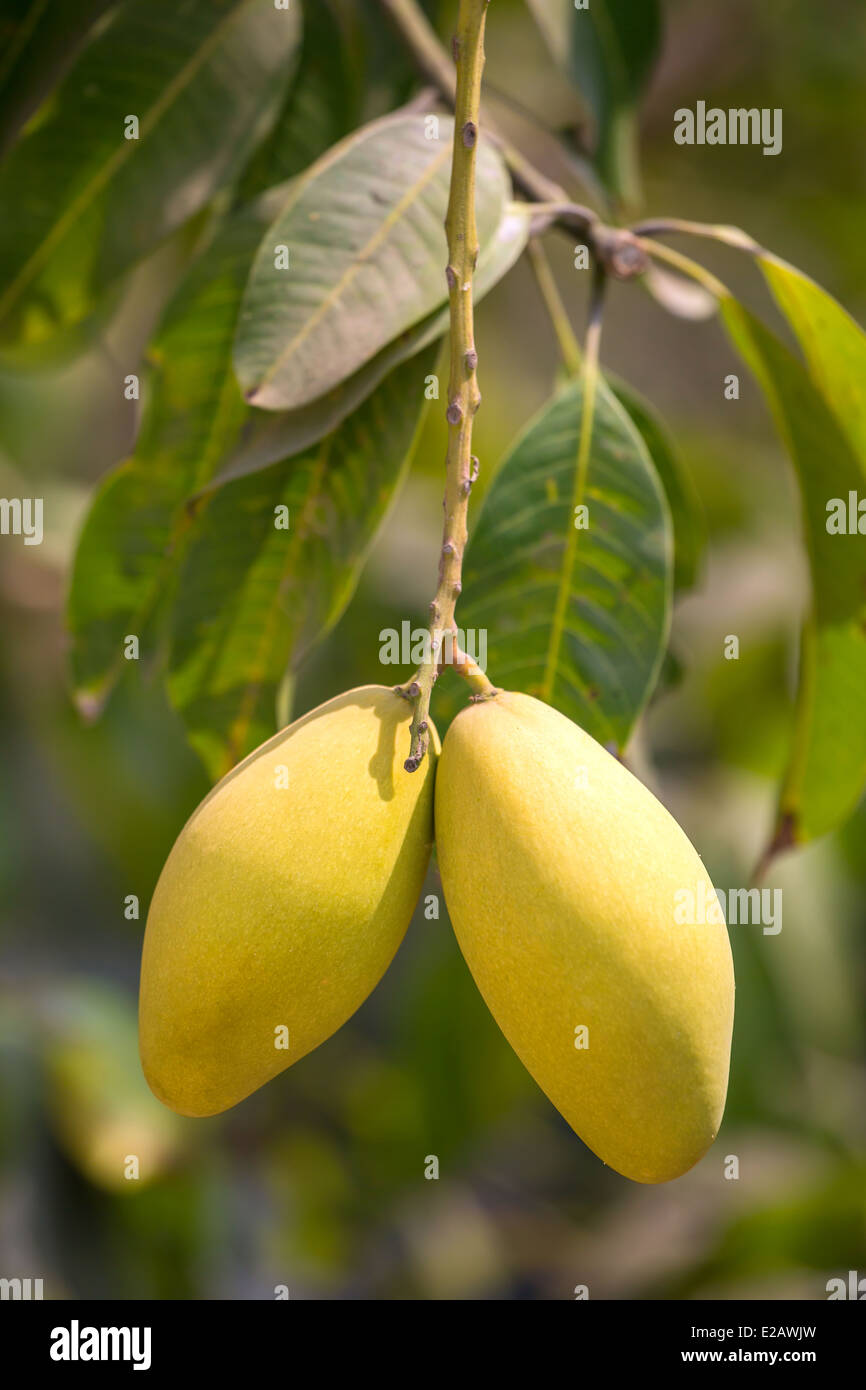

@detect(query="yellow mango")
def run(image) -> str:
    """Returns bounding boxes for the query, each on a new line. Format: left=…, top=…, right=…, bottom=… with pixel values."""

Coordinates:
left=140, top=686, right=437, bottom=1117
left=435, top=691, right=734, bottom=1183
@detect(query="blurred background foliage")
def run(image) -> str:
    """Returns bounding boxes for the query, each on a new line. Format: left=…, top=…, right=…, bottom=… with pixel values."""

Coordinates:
left=1, top=0, right=865, bottom=1299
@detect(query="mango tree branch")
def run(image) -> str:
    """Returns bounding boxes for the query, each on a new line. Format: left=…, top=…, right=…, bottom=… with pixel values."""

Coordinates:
left=397, top=0, right=499, bottom=774
left=378, top=0, right=648, bottom=281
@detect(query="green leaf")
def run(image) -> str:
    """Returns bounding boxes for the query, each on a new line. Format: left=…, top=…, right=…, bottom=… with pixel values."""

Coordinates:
left=67, top=184, right=289, bottom=713
left=611, top=380, right=705, bottom=592
left=0, top=0, right=302, bottom=343
left=723, top=299, right=866, bottom=845
left=166, top=349, right=437, bottom=780
left=760, top=254, right=866, bottom=468
left=461, top=378, right=673, bottom=752
left=67, top=200, right=527, bottom=718
left=0, top=0, right=115, bottom=160
left=237, top=0, right=361, bottom=199
left=526, top=0, right=661, bottom=205
left=214, top=204, right=530, bottom=488
left=234, top=111, right=510, bottom=410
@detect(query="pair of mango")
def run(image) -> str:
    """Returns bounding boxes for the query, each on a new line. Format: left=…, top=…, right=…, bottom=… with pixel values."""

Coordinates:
left=140, top=685, right=734, bottom=1183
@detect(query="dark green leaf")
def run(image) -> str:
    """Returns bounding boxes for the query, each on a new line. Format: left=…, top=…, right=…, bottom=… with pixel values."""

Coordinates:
left=612, top=380, right=705, bottom=592
left=0, top=0, right=302, bottom=343
left=166, top=349, right=437, bottom=780
left=234, top=112, right=510, bottom=409
left=461, top=378, right=673, bottom=752
left=237, top=0, right=361, bottom=199
left=0, top=0, right=115, bottom=160
left=67, top=186, right=288, bottom=713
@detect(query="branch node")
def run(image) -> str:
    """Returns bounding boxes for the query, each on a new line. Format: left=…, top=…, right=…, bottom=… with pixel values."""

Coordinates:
left=593, top=227, right=649, bottom=281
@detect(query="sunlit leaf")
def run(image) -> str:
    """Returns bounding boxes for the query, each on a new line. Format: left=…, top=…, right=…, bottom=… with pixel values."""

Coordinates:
left=723, top=299, right=866, bottom=847
left=214, top=205, right=530, bottom=487
left=760, top=253, right=866, bottom=469
left=234, top=111, right=509, bottom=409
left=461, top=378, right=672, bottom=751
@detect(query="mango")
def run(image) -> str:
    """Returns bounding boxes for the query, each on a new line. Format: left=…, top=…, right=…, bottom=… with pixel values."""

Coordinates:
left=434, top=691, right=734, bottom=1183
left=140, top=686, right=437, bottom=1117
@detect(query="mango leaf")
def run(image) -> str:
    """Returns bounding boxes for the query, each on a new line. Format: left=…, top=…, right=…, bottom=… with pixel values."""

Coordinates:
left=612, top=380, right=705, bottom=592
left=0, top=0, right=115, bottom=159
left=234, top=111, right=510, bottom=409
left=166, top=348, right=437, bottom=780
left=67, top=180, right=519, bottom=717
left=760, top=254, right=866, bottom=468
left=643, top=262, right=719, bottom=321
left=461, top=378, right=673, bottom=751
left=0, top=0, right=302, bottom=343
left=238, top=0, right=361, bottom=200
left=722, top=299, right=866, bottom=846
left=525, top=0, right=661, bottom=205
left=213, top=204, right=531, bottom=487
left=67, top=183, right=292, bottom=714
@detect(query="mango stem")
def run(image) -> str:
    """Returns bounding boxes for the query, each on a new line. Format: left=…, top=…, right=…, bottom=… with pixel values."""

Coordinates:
left=398, top=0, right=493, bottom=772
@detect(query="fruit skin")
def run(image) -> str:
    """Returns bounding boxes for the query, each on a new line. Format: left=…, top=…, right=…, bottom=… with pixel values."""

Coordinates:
left=140, top=685, right=437, bottom=1118
left=435, top=691, right=734, bottom=1184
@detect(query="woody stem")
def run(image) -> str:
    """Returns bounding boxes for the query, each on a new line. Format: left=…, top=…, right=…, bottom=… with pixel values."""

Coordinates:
left=397, top=0, right=498, bottom=773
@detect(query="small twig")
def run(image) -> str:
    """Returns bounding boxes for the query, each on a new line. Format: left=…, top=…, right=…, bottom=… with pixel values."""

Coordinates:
left=631, top=217, right=762, bottom=256
left=526, top=237, right=582, bottom=377
left=451, top=640, right=498, bottom=699
left=635, top=235, right=731, bottom=301
left=397, top=0, right=499, bottom=773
